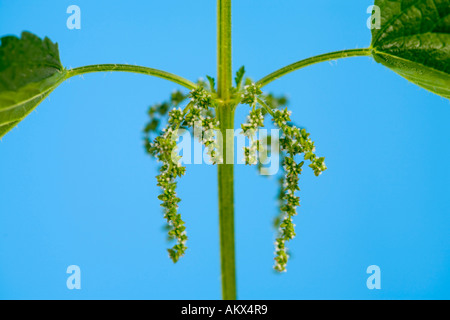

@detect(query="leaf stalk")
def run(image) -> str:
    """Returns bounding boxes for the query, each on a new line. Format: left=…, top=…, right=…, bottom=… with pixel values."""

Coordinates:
left=67, top=64, right=197, bottom=90
left=256, top=48, right=373, bottom=87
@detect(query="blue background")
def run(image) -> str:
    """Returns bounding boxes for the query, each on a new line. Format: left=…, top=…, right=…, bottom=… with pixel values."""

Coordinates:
left=0, top=0, right=449, bottom=299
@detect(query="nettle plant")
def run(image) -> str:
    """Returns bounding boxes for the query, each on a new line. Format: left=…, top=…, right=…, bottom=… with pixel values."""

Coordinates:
left=0, top=1, right=448, bottom=299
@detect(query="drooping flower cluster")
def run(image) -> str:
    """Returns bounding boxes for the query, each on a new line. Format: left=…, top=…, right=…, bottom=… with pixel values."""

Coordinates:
left=272, top=109, right=327, bottom=177
left=187, top=87, right=222, bottom=164
left=273, top=156, right=303, bottom=272
left=149, top=85, right=221, bottom=263
left=241, top=84, right=265, bottom=165
left=151, top=124, right=187, bottom=263
left=144, top=89, right=188, bottom=153
left=241, top=108, right=264, bottom=165
left=239, top=81, right=327, bottom=272
left=270, top=108, right=327, bottom=272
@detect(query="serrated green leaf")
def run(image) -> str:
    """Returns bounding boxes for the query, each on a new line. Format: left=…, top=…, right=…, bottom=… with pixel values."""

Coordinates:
left=0, top=31, right=67, bottom=138
left=371, top=0, right=450, bottom=99
left=206, top=75, right=216, bottom=93
left=235, top=66, right=245, bottom=89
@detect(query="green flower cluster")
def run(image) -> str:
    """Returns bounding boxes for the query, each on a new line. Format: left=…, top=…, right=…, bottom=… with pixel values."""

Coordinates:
left=190, top=86, right=214, bottom=109
left=273, top=110, right=327, bottom=177
left=241, top=85, right=265, bottom=165
left=143, top=89, right=188, bottom=153
left=149, top=85, right=221, bottom=263
left=152, top=125, right=187, bottom=263
left=239, top=82, right=327, bottom=272
left=187, top=87, right=222, bottom=164
left=143, top=90, right=190, bottom=263
left=241, top=83, right=263, bottom=105
left=270, top=109, right=327, bottom=272
left=273, top=156, right=303, bottom=272
left=201, top=117, right=222, bottom=164
left=241, top=108, right=264, bottom=165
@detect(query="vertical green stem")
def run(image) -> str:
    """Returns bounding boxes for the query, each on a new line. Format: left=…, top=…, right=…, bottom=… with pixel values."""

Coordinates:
left=217, top=105, right=236, bottom=300
left=217, top=0, right=232, bottom=100
left=217, top=0, right=236, bottom=300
